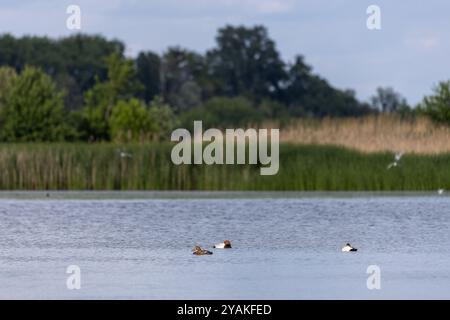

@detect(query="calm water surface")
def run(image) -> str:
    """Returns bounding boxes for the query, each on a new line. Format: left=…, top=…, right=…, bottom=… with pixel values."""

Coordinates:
left=0, top=192, right=449, bottom=299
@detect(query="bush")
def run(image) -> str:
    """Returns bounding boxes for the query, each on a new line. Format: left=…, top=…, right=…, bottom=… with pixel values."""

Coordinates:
left=148, top=96, right=177, bottom=140
left=109, top=98, right=157, bottom=142
left=180, top=96, right=262, bottom=129
left=0, top=66, right=67, bottom=142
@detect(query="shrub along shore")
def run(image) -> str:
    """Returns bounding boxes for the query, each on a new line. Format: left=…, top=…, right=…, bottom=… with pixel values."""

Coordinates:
left=0, top=143, right=449, bottom=191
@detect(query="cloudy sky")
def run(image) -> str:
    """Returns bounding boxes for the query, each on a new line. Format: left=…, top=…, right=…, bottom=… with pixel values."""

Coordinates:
left=0, top=0, right=449, bottom=105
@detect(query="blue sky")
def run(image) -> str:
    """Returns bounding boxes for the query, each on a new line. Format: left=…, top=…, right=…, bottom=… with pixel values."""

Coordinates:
left=0, top=0, right=449, bottom=105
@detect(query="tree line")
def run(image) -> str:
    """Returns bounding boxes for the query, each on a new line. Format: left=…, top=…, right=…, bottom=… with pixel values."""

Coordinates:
left=0, top=25, right=448, bottom=142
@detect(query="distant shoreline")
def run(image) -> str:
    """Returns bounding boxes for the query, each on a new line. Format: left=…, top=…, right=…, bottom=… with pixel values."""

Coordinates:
left=0, top=190, right=445, bottom=200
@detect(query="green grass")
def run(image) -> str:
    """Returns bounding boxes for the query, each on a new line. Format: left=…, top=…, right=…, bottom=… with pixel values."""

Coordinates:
left=0, top=143, right=449, bottom=190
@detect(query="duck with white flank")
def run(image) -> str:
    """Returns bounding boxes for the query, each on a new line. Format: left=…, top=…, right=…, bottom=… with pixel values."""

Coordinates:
left=192, top=246, right=213, bottom=255
left=342, top=243, right=358, bottom=252
left=213, top=240, right=232, bottom=249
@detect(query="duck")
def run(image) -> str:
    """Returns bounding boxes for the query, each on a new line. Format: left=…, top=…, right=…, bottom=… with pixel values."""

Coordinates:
left=438, top=189, right=445, bottom=195
left=213, top=240, right=232, bottom=249
left=192, top=246, right=213, bottom=255
left=342, top=243, right=357, bottom=252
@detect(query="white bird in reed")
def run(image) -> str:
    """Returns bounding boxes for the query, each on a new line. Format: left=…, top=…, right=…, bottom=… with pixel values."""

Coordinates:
left=117, top=149, right=132, bottom=158
left=387, top=152, right=403, bottom=169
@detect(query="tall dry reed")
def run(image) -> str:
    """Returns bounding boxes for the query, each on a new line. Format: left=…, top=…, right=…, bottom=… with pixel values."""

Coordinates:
left=278, top=115, right=450, bottom=154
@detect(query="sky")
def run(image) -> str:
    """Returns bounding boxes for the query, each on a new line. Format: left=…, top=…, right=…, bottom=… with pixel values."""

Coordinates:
left=0, top=0, right=449, bottom=105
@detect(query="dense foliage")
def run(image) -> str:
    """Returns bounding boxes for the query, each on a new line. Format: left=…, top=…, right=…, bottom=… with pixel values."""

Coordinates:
left=418, top=81, right=450, bottom=124
left=0, top=25, right=424, bottom=142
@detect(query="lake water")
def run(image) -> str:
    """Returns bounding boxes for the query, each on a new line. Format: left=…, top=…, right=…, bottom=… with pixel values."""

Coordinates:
left=0, top=191, right=449, bottom=299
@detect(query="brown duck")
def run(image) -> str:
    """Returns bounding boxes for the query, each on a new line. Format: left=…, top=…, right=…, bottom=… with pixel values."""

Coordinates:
left=192, top=246, right=213, bottom=255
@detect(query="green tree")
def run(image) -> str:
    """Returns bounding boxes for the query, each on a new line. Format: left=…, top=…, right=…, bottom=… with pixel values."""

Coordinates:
left=81, top=53, right=143, bottom=140
left=0, top=66, right=18, bottom=131
left=0, top=66, right=17, bottom=105
left=0, top=66, right=66, bottom=141
left=136, top=51, right=161, bottom=103
left=418, top=81, right=450, bottom=124
left=0, top=34, right=125, bottom=110
left=58, top=35, right=125, bottom=103
left=370, top=87, right=409, bottom=113
left=284, top=56, right=372, bottom=117
left=207, top=25, right=286, bottom=100
left=109, top=98, right=156, bottom=142
left=161, top=47, right=205, bottom=112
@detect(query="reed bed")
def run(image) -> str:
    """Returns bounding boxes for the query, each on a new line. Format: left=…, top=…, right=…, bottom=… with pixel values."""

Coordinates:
left=279, top=115, right=450, bottom=154
left=0, top=143, right=450, bottom=190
